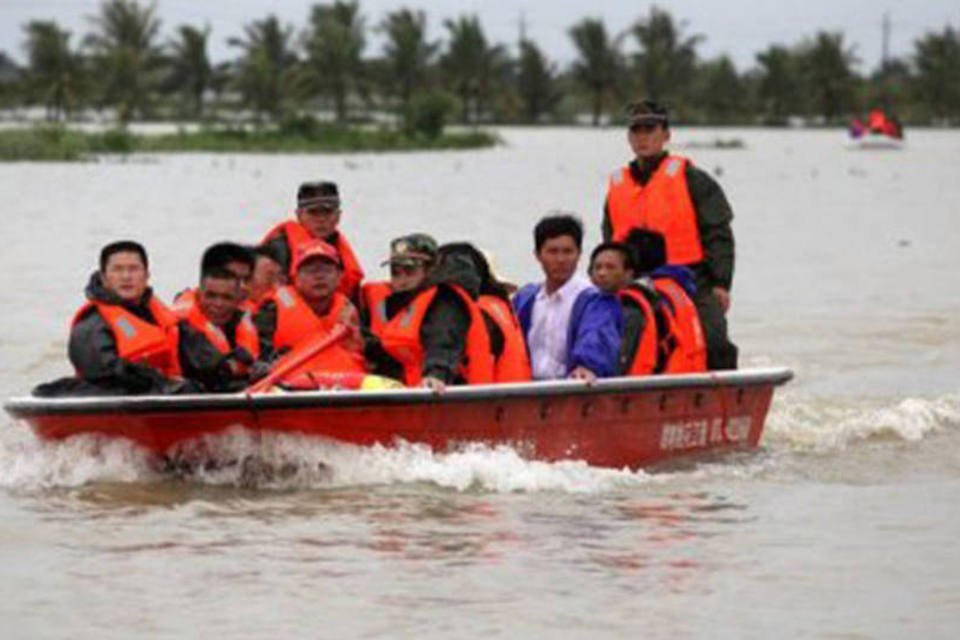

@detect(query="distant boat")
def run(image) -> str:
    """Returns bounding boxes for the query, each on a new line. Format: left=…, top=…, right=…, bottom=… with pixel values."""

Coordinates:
left=848, top=109, right=904, bottom=149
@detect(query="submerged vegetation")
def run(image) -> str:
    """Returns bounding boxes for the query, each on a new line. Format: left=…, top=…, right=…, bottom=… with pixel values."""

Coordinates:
left=0, top=120, right=498, bottom=161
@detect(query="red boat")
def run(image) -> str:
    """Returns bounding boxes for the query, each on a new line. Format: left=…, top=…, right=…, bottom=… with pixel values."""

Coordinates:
left=4, top=368, right=791, bottom=469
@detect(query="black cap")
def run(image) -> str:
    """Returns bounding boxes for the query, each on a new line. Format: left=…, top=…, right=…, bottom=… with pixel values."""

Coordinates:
left=297, top=181, right=340, bottom=208
left=626, top=99, right=669, bottom=128
left=623, top=228, right=667, bottom=274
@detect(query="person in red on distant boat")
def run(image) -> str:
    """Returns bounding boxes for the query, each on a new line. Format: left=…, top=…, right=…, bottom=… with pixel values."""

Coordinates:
left=360, top=233, right=494, bottom=392
left=260, top=181, right=365, bottom=302
left=866, top=108, right=904, bottom=140
left=253, top=239, right=364, bottom=377
left=61, top=241, right=191, bottom=395
left=173, top=266, right=261, bottom=392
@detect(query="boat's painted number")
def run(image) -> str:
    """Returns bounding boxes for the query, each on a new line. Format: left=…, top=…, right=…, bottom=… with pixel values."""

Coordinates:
left=659, top=416, right=752, bottom=451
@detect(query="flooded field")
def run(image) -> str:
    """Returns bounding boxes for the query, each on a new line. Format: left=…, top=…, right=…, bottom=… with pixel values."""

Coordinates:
left=1, top=127, right=958, bottom=638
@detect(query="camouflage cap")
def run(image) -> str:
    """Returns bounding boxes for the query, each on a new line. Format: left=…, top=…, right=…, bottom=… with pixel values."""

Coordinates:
left=381, top=233, right=438, bottom=267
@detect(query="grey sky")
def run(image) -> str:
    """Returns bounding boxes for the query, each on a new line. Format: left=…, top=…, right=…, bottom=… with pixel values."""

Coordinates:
left=1, top=0, right=957, bottom=72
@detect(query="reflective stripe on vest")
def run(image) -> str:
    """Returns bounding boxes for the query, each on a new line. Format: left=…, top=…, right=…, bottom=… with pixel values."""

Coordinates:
left=72, top=296, right=182, bottom=377
left=174, top=290, right=261, bottom=365
left=262, top=219, right=365, bottom=300
left=360, top=281, right=393, bottom=337
left=266, top=285, right=365, bottom=376
left=618, top=286, right=658, bottom=376
left=606, top=155, right=704, bottom=265
left=379, top=285, right=494, bottom=386
left=478, top=294, right=531, bottom=383
left=653, top=278, right=707, bottom=374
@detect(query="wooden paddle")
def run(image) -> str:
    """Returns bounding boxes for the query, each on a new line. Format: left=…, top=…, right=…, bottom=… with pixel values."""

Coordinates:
left=246, top=324, right=351, bottom=394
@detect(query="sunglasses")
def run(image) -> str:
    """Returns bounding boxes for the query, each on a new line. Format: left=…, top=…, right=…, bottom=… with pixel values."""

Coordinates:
left=299, top=205, right=338, bottom=216
left=390, top=263, right=424, bottom=277
left=629, top=122, right=662, bottom=133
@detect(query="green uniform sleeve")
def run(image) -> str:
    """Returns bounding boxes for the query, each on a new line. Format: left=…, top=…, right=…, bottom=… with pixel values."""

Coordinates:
left=686, top=164, right=735, bottom=291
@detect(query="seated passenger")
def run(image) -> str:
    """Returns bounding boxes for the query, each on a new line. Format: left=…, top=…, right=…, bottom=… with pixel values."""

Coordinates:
left=174, top=243, right=256, bottom=312
left=623, top=229, right=707, bottom=374
left=260, top=181, right=364, bottom=301
left=512, top=214, right=622, bottom=382
left=360, top=234, right=494, bottom=391
left=62, top=241, right=188, bottom=395
left=175, top=266, right=260, bottom=392
left=438, top=242, right=531, bottom=383
left=587, top=241, right=656, bottom=376
left=253, top=239, right=364, bottom=375
left=249, top=245, right=285, bottom=306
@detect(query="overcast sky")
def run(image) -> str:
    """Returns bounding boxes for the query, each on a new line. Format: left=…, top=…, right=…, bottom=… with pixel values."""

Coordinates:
left=1, top=0, right=957, bottom=72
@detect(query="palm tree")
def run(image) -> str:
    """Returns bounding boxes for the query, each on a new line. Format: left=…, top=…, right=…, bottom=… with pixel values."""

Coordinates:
left=303, top=1, right=366, bottom=123
left=755, top=44, right=801, bottom=123
left=631, top=7, right=702, bottom=108
left=380, top=8, right=436, bottom=116
left=569, top=18, right=623, bottom=126
left=84, top=0, right=163, bottom=123
left=798, top=31, right=859, bottom=121
left=23, top=21, right=84, bottom=121
left=167, top=24, right=211, bottom=118
left=912, top=26, right=960, bottom=121
left=692, top=56, right=745, bottom=123
left=441, top=15, right=505, bottom=123
left=517, top=39, right=558, bottom=123
left=228, top=15, right=298, bottom=121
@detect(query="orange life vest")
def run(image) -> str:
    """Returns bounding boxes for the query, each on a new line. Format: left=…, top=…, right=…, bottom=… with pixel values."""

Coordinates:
left=360, top=281, right=393, bottom=336
left=266, top=285, right=365, bottom=374
left=606, top=155, right=704, bottom=265
left=478, top=294, right=531, bottom=383
left=617, top=286, right=658, bottom=376
left=653, top=278, right=707, bottom=374
left=372, top=284, right=494, bottom=386
left=868, top=109, right=888, bottom=132
left=173, top=289, right=260, bottom=372
left=262, top=220, right=365, bottom=300
left=72, top=296, right=182, bottom=378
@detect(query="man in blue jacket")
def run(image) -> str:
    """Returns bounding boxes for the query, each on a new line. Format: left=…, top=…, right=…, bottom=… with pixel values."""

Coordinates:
left=513, top=213, right=622, bottom=381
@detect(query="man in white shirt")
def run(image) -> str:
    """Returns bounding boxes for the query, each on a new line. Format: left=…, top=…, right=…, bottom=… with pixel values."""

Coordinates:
left=512, top=214, right=623, bottom=381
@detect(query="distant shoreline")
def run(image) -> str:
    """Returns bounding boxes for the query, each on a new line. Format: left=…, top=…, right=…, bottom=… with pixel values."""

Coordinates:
left=0, top=125, right=501, bottom=162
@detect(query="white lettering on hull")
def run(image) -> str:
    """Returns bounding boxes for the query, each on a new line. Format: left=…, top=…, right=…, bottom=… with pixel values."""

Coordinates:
left=659, top=416, right=754, bottom=452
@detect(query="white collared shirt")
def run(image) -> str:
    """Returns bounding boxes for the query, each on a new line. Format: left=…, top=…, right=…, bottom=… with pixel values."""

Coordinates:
left=527, top=274, right=593, bottom=380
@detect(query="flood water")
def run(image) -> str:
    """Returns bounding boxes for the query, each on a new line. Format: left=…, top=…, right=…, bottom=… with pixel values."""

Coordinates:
left=1, top=127, right=958, bottom=638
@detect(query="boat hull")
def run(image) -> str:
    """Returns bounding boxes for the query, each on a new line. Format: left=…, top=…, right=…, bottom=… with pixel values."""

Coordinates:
left=5, top=368, right=792, bottom=469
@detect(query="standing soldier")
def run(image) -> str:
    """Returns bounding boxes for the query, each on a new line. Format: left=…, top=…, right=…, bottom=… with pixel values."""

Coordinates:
left=603, top=99, right=737, bottom=370
left=261, top=181, right=365, bottom=302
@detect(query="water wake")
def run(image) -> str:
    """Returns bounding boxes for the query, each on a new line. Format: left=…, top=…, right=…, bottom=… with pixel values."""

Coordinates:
left=766, top=390, right=960, bottom=451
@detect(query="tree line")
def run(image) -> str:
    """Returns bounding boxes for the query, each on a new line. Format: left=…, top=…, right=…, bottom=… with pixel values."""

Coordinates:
left=1, top=0, right=958, bottom=131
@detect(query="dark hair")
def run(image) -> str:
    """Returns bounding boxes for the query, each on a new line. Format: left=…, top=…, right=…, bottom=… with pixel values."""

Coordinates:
left=589, top=242, right=634, bottom=272
left=438, top=242, right=510, bottom=299
left=534, top=213, right=583, bottom=252
left=623, top=228, right=667, bottom=274
left=200, top=266, right=240, bottom=284
left=100, top=240, right=148, bottom=272
left=200, top=242, right=255, bottom=278
left=253, top=244, right=281, bottom=264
